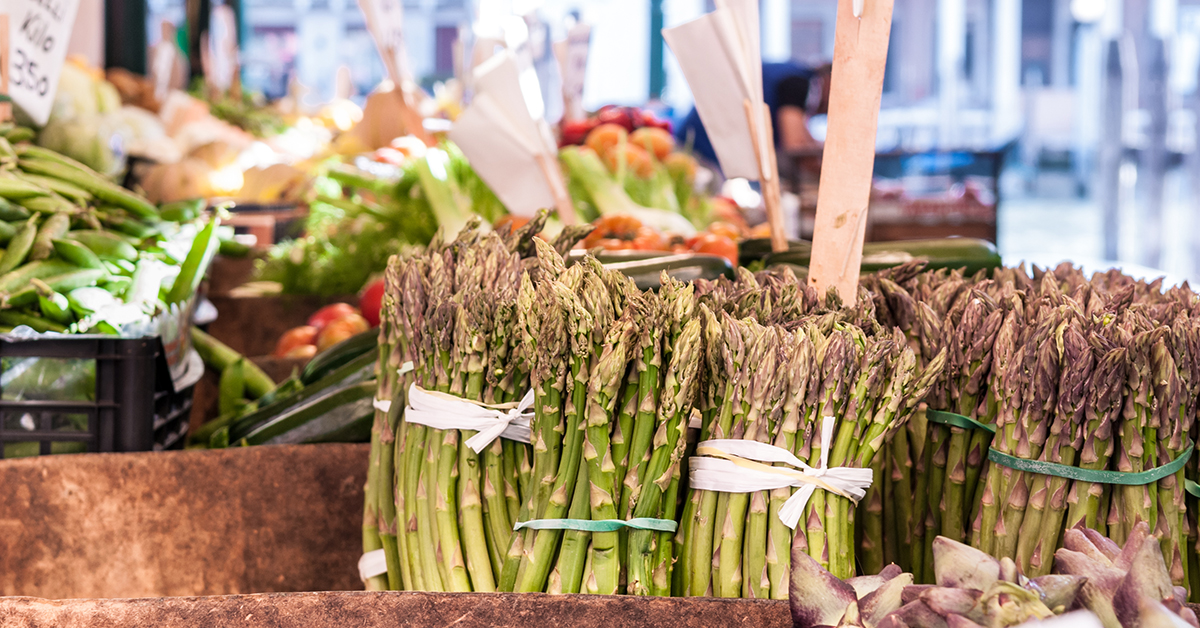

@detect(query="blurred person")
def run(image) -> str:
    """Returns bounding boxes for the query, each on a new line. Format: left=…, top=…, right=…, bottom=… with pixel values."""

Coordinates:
left=675, top=61, right=831, bottom=172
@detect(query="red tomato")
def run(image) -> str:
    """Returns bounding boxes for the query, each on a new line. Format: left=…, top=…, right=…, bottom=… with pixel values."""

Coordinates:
left=629, top=127, right=674, bottom=160
left=596, top=106, right=633, bottom=131
left=359, top=279, right=386, bottom=328
left=560, top=119, right=598, bottom=146
left=493, top=215, right=531, bottom=233
left=585, top=124, right=628, bottom=158
left=688, top=233, right=738, bottom=266
left=274, top=326, right=318, bottom=357
left=317, top=313, right=371, bottom=352
left=706, top=221, right=743, bottom=241
left=308, top=303, right=360, bottom=330
left=581, top=214, right=663, bottom=252
left=283, top=344, right=319, bottom=359
left=601, top=143, right=656, bottom=178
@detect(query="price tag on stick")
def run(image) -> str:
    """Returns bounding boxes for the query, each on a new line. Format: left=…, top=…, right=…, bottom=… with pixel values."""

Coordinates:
left=4, top=0, right=80, bottom=126
left=358, top=0, right=434, bottom=146
left=0, top=14, right=10, bottom=122
left=808, top=0, right=895, bottom=302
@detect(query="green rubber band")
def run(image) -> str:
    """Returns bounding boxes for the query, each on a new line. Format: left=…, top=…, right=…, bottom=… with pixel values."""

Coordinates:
left=926, top=410, right=997, bottom=435
left=1185, top=479, right=1200, bottom=499
left=513, top=518, right=678, bottom=533
left=988, top=441, right=1193, bottom=486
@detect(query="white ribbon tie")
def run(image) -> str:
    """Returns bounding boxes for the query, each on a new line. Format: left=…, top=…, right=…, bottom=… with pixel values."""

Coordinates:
left=404, top=383, right=534, bottom=453
left=687, top=416, right=873, bottom=530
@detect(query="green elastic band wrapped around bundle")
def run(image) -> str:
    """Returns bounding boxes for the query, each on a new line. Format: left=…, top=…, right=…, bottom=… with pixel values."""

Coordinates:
left=513, top=518, right=678, bottom=533
left=926, top=410, right=1194, bottom=488
left=926, top=410, right=996, bottom=434
left=988, top=441, right=1193, bottom=486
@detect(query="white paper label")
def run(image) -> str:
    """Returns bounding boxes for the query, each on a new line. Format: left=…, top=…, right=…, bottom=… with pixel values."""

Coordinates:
left=208, top=5, right=238, bottom=93
left=6, top=0, right=81, bottom=126
left=559, top=23, right=590, bottom=121
left=360, top=0, right=410, bottom=83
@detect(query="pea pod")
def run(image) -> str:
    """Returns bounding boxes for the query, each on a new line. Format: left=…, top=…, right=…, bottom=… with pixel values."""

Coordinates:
left=15, top=172, right=92, bottom=204
left=67, top=286, right=118, bottom=317
left=69, top=230, right=139, bottom=261
left=52, top=238, right=105, bottom=269
left=102, top=214, right=158, bottom=239
left=0, top=197, right=30, bottom=221
left=18, top=155, right=159, bottom=220
left=31, top=278, right=74, bottom=325
left=166, top=216, right=220, bottom=305
left=218, top=236, right=252, bottom=257
left=101, top=276, right=133, bottom=298
left=21, top=194, right=79, bottom=215
left=0, top=216, right=38, bottom=274
left=0, top=259, right=76, bottom=293
left=3, top=126, right=36, bottom=143
left=158, top=199, right=205, bottom=223
left=219, top=358, right=247, bottom=417
left=0, top=310, right=67, bottom=333
left=30, top=212, right=70, bottom=261
left=0, top=176, right=52, bottom=200
left=0, top=220, right=16, bottom=244
left=4, top=268, right=108, bottom=308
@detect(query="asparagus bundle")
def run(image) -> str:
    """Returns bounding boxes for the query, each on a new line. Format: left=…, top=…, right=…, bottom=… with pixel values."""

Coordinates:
left=869, top=263, right=1200, bottom=595
left=364, top=214, right=588, bottom=592
left=676, top=290, right=943, bottom=593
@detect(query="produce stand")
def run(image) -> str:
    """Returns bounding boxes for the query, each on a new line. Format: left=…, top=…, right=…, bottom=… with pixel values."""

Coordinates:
left=0, top=592, right=790, bottom=628
left=0, top=444, right=367, bottom=598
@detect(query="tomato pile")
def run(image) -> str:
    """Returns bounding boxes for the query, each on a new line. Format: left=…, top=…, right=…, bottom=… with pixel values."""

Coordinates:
left=272, top=279, right=385, bottom=359
left=560, top=105, right=673, bottom=147
left=581, top=214, right=741, bottom=266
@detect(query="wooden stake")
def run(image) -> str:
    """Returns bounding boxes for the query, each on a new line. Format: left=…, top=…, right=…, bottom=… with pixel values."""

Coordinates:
left=0, top=15, right=10, bottom=123
left=358, top=0, right=435, bottom=147
left=808, top=0, right=894, bottom=301
left=534, top=152, right=578, bottom=225
left=744, top=100, right=787, bottom=252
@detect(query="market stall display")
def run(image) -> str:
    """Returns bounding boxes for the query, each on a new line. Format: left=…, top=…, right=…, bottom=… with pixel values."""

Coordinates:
left=789, top=525, right=1196, bottom=628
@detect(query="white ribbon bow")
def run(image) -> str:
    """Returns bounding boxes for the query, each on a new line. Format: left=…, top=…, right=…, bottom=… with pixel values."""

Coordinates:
left=404, top=383, right=535, bottom=453
left=687, top=416, right=873, bottom=530
left=358, top=549, right=388, bottom=582
left=372, top=362, right=417, bottom=414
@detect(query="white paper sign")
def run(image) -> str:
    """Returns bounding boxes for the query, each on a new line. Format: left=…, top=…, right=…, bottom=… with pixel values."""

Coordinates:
left=449, top=51, right=557, bottom=217
left=359, top=0, right=411, bottom=83
left=662, top=0, right=769, bottom=180
left=5, top=0, right=81, bottom=126
left=207, top=5, right=238, bottom=93
left=556, top=22, right=591, bottom=121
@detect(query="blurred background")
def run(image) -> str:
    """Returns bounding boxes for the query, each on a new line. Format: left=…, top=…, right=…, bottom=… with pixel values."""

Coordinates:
left=95, top=0, right=1200, bottom=283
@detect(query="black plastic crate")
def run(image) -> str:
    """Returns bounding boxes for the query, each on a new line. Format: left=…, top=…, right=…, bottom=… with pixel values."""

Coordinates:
left=0, top=336, right=193, bottom=459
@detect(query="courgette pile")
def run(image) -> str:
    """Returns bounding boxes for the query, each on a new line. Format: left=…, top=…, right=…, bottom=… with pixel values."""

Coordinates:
left=740, top=237, right=1002, bottom=277
left=191, top=328, right=379, bottom=448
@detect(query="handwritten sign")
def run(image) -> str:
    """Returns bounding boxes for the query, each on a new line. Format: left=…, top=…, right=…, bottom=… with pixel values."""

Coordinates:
left=4, top=0, right=80, bottom=126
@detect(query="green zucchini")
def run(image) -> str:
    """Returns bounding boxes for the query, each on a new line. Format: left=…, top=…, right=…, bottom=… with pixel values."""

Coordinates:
left=762, top=237, right=1001, bottom=276
left=602, top=253, right=734, bottom=292
left=227, top=349, right=377, bottom=439
left=236, top=380, right=376, bottom=445
left=301, top=329, right=379, bottom=385
left=739, top=238, right=811, bottom=266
